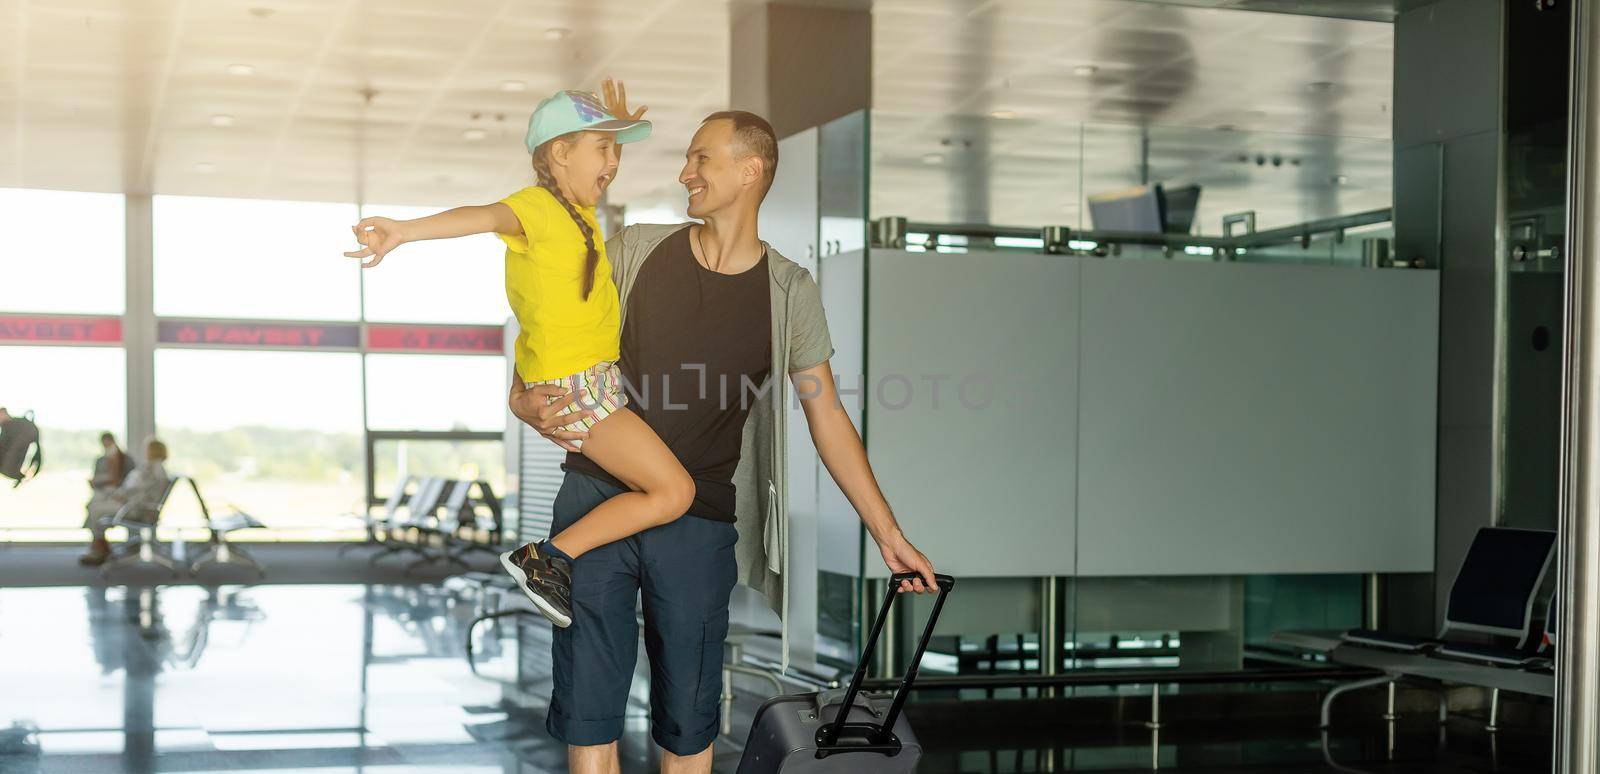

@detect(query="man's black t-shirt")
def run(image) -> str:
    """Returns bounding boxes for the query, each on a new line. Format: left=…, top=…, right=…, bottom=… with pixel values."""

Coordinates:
left=564, top=227, right=772, bottom=522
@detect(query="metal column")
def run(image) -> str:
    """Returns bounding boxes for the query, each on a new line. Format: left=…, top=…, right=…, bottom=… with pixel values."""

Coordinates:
left=123, top=194, right=156, bottom=453
left=1558, top=2, right=1600, bottom=769
left=1041, top=577, right=1060, bottom=698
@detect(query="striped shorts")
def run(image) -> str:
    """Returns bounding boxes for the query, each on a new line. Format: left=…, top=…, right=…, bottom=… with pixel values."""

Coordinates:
left=526, top=360, right=628, bottom=448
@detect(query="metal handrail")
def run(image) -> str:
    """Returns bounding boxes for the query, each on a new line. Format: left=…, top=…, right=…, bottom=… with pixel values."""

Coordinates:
left=853, top=664, right=1380, bottom=693
left=885, top=208, right=1394, bottom=255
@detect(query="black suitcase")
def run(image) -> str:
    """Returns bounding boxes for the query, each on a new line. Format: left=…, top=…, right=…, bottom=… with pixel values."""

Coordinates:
left=736, top=571, right=955, bottom=773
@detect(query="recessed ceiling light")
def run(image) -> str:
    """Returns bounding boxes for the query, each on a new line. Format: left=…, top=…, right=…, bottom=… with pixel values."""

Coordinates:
left=1072, top=64, right=1099, bottom=77
left=544, top=27, right=570, bottom=41
left=1331, top=174, right=1349, bottom=185
left=462, top=128, right=488, bottom=141
left=502, top=80, right=526, bottom=92
left=210, top=114, right=236, bottom=127
left=196, top=162, right=216, bottom=174
left=921, top=153, right=944, bottom=165
left=989, top=110, right=1017, bottom=120
left=226, top=63, right=255, bottom=76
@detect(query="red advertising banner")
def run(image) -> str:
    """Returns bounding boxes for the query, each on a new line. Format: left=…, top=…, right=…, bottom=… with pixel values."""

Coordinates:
left=158, top=320, right=361, bottom=349
left=4, top=316, right=502, bottom=354
left=367, top=324, right=504, bottom=354
left=0, top=315, right=123, bottom=344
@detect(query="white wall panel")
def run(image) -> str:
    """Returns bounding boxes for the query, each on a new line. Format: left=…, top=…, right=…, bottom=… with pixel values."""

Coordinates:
left=864, top=249, right=1081, bottom=578
left=844, top=250, right=1439, bottom=579
left=1076, top=259, right=1438, bottom=576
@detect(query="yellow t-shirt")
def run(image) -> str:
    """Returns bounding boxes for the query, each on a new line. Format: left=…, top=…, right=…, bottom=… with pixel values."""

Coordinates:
left=496, top=186, right=621, bottom=382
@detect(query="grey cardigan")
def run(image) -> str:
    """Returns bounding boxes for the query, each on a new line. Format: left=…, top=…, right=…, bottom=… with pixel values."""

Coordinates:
left=605, top=223, right=834, bottom=671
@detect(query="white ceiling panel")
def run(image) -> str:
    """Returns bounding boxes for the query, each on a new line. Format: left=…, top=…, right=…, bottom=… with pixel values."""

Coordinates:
left=4, top=0, right=1389, bottom=231
left=2, top=0, right=728, bottom=210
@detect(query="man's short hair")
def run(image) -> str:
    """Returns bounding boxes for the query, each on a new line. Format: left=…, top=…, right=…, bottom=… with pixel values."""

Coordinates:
left=146, top=438, right=167, bottom=461
left=703, top=110, right=778, bottom=193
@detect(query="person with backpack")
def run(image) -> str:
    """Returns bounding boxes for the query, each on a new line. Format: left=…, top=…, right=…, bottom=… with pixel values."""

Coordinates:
left=0, top=407, right=41, bottom=487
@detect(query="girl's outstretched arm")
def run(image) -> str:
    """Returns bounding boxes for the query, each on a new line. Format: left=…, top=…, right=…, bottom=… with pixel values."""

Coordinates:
left=345, top=203, right=520, bottom=268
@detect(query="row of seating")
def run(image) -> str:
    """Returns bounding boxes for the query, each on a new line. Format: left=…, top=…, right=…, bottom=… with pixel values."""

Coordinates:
left=100, top=475, right=267, bottom=579
left=1276, top=526, right=1558, bottom=730
left=342, top=475, right=504, bottom=575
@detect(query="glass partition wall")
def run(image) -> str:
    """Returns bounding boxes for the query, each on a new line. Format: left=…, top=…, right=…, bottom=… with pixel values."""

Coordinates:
left=804, top=104, right=1407, bottom=691
left=0, top=190, right=510, bottom=542
left=872, top=115, right=1393, bottom=239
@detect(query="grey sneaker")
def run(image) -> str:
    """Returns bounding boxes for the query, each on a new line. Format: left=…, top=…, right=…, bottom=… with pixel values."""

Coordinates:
left=499, top=541, right=573, bottom=628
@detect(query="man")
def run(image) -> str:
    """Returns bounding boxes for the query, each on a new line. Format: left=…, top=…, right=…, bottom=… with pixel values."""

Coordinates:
left=510, top=105, right=938, bottom=774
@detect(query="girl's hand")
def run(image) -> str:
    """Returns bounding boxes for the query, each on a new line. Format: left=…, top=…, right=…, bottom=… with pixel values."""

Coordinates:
left=345, top=217, right=406, bottom=268
left=601, top=77, right=647, bottom=122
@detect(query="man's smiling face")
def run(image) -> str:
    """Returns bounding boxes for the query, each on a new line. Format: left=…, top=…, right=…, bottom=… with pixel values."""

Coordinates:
left=679, top=119, right=744, bottom=219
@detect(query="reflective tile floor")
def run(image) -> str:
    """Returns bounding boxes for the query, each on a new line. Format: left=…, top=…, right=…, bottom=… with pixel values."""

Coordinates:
left=0, top=583, right=1553, bottom=773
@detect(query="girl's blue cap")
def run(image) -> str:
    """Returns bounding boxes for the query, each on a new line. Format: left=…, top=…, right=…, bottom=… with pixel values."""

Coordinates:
left=525, top=90, right=652, bottom=153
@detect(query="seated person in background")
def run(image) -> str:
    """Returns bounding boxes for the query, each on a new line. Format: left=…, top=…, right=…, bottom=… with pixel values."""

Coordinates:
left=85, top=433, right=131, bottom=543
left=89, top=432, right=130, bottom=492
left=81, top=438, right=170, bottom=566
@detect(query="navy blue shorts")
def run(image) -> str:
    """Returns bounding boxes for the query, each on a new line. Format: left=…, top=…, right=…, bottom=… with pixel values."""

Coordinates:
left=544, top=471, right=739, bottom=756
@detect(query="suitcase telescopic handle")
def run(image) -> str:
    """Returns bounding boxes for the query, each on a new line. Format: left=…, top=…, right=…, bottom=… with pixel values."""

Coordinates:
left=820, top=571, right=956, bottom=749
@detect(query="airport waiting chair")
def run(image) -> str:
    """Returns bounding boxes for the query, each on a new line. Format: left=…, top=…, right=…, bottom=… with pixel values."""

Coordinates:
left=404, top=480, right=474, bottom=575
left=342, top=475, right=415, bottom=557
left=1341, top=526, right=1556, bottom=653
left=1425, top=592, right=1561, bottom=734
left=446, top=480, right=506, bottom=563
left=366, top=476, right=434, bottom=565
left=369, top=477, right=446, bottom=566
left=1433, top=591, right=1558, bottom=669
left=100, top=476, right=182, bottom=578
left=187, top=477, right=267, bottom=579
left=1315, top=527, right=1556, bottom=730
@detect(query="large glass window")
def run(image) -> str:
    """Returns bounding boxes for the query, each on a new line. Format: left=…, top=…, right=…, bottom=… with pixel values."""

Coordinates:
left=154, top=196, right=360, bottom=321
left=0, top=188, right=125, bottom=314
left=364, top=354, right=505, bottom=528
left=0, top=346, right=127, bottom=538
left=358, top=204, right=509, bottom=325
left=154, top=349, right=363, bottom=540
left=370, top=436, right=505, bottom=509
left=364, top=354, right=506, bottom=432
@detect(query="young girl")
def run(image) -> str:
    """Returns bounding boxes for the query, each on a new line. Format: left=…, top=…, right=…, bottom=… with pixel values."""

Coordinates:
left=343, top=83, right=694, bottom=628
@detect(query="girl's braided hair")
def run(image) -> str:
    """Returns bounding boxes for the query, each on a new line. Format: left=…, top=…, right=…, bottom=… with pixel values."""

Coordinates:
left=531, top=133, right=600, bottom=300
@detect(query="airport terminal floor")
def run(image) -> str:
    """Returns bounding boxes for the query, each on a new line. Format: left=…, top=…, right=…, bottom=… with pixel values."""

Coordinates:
left=0, top=552, right=1555, bottom=773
